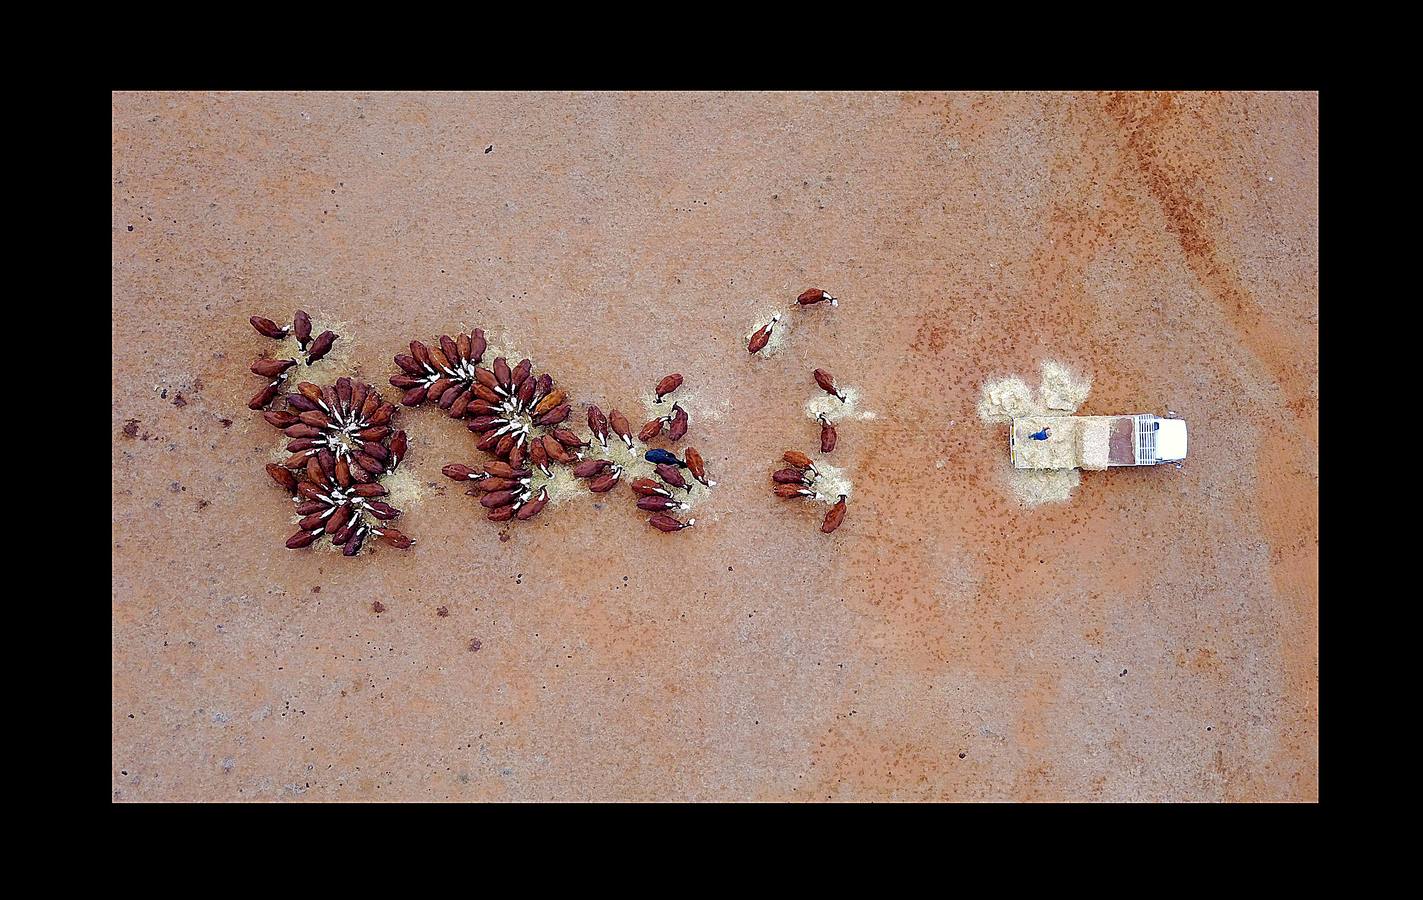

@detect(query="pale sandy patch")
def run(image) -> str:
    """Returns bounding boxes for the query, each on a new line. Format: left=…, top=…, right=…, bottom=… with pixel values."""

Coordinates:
left=977, top=375, right=1037, bottom=423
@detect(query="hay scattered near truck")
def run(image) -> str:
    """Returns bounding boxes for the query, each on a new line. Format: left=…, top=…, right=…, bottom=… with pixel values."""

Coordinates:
left=1037, top=359, right=1092, bottom=412
left=978, top=360, right=1094, bottom=506
left=977, top=361, right=1092, bottom=425
left=977, top=375, right=1037, bottom=423
left=1004, top=468, right=1081, bottom=506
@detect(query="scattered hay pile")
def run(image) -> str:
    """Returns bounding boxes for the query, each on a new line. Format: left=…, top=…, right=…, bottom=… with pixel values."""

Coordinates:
left=812, top=460, right=853, bottom=504
left=1005, top=468, right=1082, bottom=506
left=977, top=360, right=1095, bottom=506
left=976, top=376, right=1037, bottom=423
left=1037, top=360, right=1092, bottom=412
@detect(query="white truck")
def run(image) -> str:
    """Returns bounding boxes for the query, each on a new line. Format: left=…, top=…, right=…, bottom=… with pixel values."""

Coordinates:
left=1011, top=414, right=1187, bottom=470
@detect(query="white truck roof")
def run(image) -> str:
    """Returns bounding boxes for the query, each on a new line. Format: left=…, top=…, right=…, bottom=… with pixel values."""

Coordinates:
left=1155, top=418, right=1188, bottom=462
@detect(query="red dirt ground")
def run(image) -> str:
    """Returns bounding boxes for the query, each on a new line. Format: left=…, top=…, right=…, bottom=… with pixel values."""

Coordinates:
left=111, top=92, right=1318, bottom=801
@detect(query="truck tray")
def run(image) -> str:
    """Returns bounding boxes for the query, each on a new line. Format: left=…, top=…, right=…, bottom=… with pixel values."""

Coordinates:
left=1011, top=416, right=1140, bottom=470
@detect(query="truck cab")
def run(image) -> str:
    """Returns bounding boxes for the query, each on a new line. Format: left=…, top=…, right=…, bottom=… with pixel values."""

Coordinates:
left=1138, top=415, right=1188, bottom=465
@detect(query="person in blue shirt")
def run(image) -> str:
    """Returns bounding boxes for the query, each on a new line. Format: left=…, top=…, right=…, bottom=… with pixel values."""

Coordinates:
left=1029, top=426, right=1051, bottom=441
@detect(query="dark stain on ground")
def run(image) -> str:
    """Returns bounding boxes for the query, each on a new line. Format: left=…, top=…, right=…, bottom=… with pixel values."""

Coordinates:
left=1101, top=91, right=1317, bottom=443
left=123, top=419, right=140, bottom=438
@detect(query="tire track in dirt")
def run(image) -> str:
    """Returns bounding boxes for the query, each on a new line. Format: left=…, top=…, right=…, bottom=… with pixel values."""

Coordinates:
left=1101, top=91, right=1318, bottom=799
left=1101, top=91, right=1317, bottom=444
